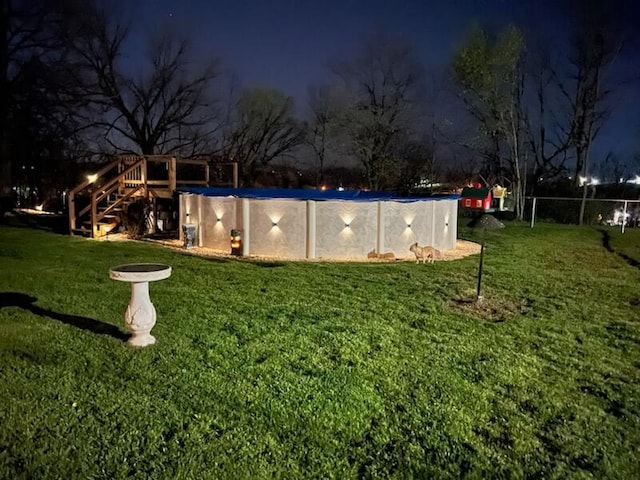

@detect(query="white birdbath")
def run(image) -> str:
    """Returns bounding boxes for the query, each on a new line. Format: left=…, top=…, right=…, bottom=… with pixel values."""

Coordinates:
left=109, top=263, right=172, bottom=347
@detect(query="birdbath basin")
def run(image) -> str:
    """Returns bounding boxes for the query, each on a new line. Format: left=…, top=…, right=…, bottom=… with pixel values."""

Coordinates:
left=109, top=263, right=172, bottom=347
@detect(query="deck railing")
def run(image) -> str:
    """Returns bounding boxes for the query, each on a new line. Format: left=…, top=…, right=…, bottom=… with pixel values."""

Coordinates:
left=68, top=155, right=215, bottom=237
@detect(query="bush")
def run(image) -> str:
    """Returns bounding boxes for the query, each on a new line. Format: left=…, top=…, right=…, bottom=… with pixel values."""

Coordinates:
left=120, top=199, right=151, bottom=239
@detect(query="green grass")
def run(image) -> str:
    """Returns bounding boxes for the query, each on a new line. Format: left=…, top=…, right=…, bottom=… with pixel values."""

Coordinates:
left=605, top=227, right=640, bottom=266
left=1, top=222, right=639, bottom=479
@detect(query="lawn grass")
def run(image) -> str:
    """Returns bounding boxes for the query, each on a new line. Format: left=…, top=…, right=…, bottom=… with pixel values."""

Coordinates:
left=605, top=226, right=640, bottom=266
left=1, top=222, right=639, bottom=478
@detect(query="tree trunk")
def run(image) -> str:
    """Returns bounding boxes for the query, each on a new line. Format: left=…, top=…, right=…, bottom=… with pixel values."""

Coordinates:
left=577, top=141, right=592, bottom=225
left=0, top=130, right=10, bottom=211
left=0, top=0, right=12, bottom=211
left=574, top=145, right=585, bottom=188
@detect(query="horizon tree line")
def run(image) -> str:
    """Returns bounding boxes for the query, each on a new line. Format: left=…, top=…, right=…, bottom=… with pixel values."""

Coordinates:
left=1, top=0, right=638, bottom=218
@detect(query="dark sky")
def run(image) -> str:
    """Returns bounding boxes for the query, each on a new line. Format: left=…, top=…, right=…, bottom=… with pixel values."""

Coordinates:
left=124, top=0, right=640, bottom=170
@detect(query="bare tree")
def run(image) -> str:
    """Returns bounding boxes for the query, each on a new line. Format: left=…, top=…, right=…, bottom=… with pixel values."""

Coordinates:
left=306, top=84, right=335, bottom=188
left=523, top=41, right=573, bottom=187
left=67, top=4, right=220, bottom=156
left=331, top=34, right=426, bottom=191
left=558, top=5, right=624, bottom=224
left=402, top=71, right=451, bottom=193
left=557, top=1, right=630, bottom=190
left=597, top=151, right=627, bottom=183
left=223, top=87, right=305, bottom=186
left=452, top=25, right=527, bottom=219
left=0, top=0, right=89, bottom=209
left=393, top=135, right=436, bottom=195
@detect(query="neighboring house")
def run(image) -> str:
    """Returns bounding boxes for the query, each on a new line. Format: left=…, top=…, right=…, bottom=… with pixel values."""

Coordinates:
left=460, top=187, right=492, bottom=212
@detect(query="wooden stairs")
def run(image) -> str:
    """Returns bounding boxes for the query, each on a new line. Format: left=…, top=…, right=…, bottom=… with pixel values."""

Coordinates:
left=68, top=155, right=211, bottom=238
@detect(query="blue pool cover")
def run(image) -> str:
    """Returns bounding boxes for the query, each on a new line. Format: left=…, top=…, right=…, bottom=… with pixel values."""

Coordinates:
left=178, top=187, right=459, bottom=202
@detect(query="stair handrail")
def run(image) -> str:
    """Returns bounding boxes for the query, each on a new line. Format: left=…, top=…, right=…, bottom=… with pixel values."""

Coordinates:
left=88, top=159, right=146, bottom=237
left=68, top=154, right=212, bottom=236
left=79, top=158, right=146, bottom=219
left=68, top=157, right=125, bottom=197
left=68, top=157, right=131, bottom=233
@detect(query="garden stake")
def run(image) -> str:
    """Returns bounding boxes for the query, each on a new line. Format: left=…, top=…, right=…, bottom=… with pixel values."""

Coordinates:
left=476, top=228, right=486, bottom=303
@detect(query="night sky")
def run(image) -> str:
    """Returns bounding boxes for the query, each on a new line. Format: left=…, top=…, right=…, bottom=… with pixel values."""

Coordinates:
left=123, top=0, right=640, bottom=169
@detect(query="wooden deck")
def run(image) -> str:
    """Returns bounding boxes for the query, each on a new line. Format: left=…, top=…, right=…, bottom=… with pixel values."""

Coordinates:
left=67, top=155, right=237, bottom=238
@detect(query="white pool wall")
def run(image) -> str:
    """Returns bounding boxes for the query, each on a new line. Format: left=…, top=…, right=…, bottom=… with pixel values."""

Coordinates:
left=179, top=192, right=458, bottom=260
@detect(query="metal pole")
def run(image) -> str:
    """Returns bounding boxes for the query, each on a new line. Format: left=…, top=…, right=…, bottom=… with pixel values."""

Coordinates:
left=476, top=230, right=486, bottom=303
left=622, top=201, right=628, bottom=234
left=530, top=197, right=537, bottom=228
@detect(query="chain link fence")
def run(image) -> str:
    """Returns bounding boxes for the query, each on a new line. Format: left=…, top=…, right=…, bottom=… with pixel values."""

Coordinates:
left=525, top=197, right=640, bottom=232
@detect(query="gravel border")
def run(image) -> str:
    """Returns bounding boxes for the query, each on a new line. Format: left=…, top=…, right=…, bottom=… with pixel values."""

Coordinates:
left=100, top=234, right=481, bottom=263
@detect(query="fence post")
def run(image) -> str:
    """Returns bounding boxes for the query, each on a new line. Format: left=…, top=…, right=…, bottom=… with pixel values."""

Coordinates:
left=141, top=157, right=148, bottom=199
left=232, top=162, right=239, bottom=188
left=622, top=201, right=628, bottom=234
left=169, top=157, right=177, bottom=192
left=68, top=190, right=75, bottom=233
left=530, top=197, right=537, bottom=228
left=91, top=192, right=97, bottom=238
left=197, top=194, right=204, bottom=246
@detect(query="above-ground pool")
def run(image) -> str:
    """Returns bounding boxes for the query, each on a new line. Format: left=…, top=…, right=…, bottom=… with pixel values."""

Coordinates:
left=178, top=187, right=459, bottom=260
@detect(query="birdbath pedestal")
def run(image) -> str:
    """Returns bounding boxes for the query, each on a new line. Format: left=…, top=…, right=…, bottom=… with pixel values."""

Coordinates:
left=109, top=263, right=172, bottom=347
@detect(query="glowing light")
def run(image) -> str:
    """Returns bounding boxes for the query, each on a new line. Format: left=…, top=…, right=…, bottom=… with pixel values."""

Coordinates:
left=337, top=186, right=345, bottom=192
left=628, top=175, right=640, bottom=185
left=340, top=214, right=354, bottom=226
left=612, top=209, right=631, bottom=226
left=269, top=225, right=281, bottom=236
left=268, top=213, right=283, bottom=225
left=230, top=229, right=242, bottom=250
left=213, top=208, right=225, bottom=222
left=578, top=176, right=600, bottom=186
left=320, top=185, right=327, bottom=191
left=35, top=204, right=44, bottom=212
left=87, top=173, right=98, bottom=183
left=340, top=223, right=354, bottom=236
left=339, top=210, right=356, bottom=235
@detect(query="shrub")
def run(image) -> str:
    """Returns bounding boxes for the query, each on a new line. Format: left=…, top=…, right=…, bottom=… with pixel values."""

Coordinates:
left=120, top=199, right=151, bottom=239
